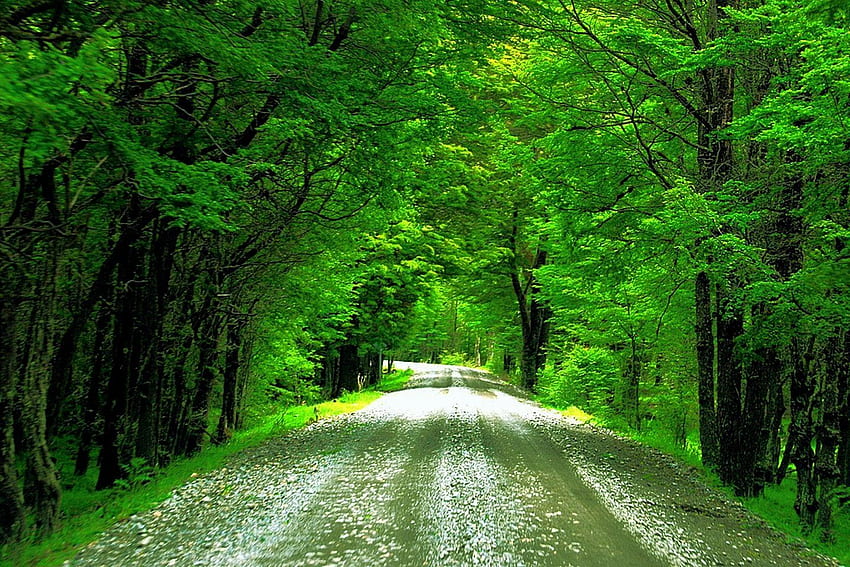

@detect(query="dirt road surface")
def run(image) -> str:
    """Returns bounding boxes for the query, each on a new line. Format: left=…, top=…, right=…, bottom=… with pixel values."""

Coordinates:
left=70, top=363, right=837, bottom=566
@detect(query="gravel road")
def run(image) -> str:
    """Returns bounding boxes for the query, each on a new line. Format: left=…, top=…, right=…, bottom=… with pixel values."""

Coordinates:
left=70, top=363, right=838, bottom=566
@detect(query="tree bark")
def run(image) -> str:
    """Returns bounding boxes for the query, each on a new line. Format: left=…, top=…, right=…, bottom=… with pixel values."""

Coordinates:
left=715, top=287, right=744, bottom=490
left=336, top=343, right=360, bottom=396
left=74, top=303, right=112, bottom=476
left=625, top=339, right=642, bottom=431
left=96, top=231, right=145, bottom=489
left=511, top=247, right=550, bottom=392
left=47, top=206, right=157, bottom=437
left=20, top=249, right=63, bottom=534
left=789, top=337, right=817, bottom=532
left=184, top=314, right=223, bottom=456
left=215, top=320, right=246, bottom=444
left=693, top=0, right=736, bottom=474
left=764, top=373, right=786, bottom=484
left=134, top=223, right=179, bottom=464
left=740, top=347, right=780, bottom=496
left=815, top=333, right=845, bottom=540
left=0, top=295, right=25, bottom=543
left=695, top=271, right=719, bottom=468
left=838, top=332, right=850, bottom=486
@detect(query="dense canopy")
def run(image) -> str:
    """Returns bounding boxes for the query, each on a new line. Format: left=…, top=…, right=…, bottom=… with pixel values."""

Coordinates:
left=1, top=0, right=848, bottom=556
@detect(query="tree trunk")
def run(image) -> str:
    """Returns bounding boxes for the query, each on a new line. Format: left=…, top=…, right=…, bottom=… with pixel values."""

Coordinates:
left=815, top=333, right=844, bottom=541
left=164, top=332, right=194, bottom=458
left=184, top=316, right=222, bottom=456
left=838, top=332, right=850, bottom=486
left=503, top=352, right=515, bottom=374
left=715, top=287, right=744, bottom=490
left=318, top=347, right=340, bottom=398
left=234, top=333, right=254, bottom=430
left=336, top=343, right=360, bottom=396
left=96, top=236, right=144, bottom=489
left=47, top=207, right=157, bottom=437
left=776, top=431, right=795, bottom=486
left=0, top=295, right=25, bottom=543
left=764, top=374, right=786, bottom=484
left=512, top=250, right=550, bottom=392
left=790, top=337, right=817, bottom=532
left=135, top=223, right=178, bottom=464
left=695, top=271, right=719, bottom=469
left=215, top=320, right=245, bottom=444
left=625, top=340, right=642, bottom=431
left=74, top=303, right=112, bottom=476
left=20, top=249, right=63, bottom=534
left=740, top=347, right=780, bottom=496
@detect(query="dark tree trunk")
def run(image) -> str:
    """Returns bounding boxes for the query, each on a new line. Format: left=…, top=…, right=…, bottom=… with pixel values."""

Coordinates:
left=0, top=296, right=25, bottom=543
left=512, top=249, right=550, bottom=392
left=134, top=224, right=178, bottom=464
left=624, top=343, right=642, bottom=431
left=503, top=353, right=515, bottom=374
left=165, top=332, right=194, bottom=458
left=74, top=303, right=112, bottom=476
left=215, top=320, right=245, bottom=444
left=715, top=288, right=744, bottom=490
left=694, top=271, right=719, bottom=469
left=184, top=316, right=222, bottom=456
left=20, top=250, right=63, bottom=534
left=764, top=374, right=786, bottom=485
left=161, top=264, right=199, bottom=458
left=365, top=351, right=382, bottom=386
left=776, top=431, right=795, bottom=486
left=180, top=244, right=223, bottom=456
left=47, top=208, right=156, bottom=438
left=96, top=235, right=144, bottom=490
left=234, top=334, right=254, bottom=430
left=336, top=343, right=360, bottom=396
left=693, top=0, right=735, bottom=474
left=789, top=337, right=817, bottom=532
left=519, top=309, right=549, bottom=391
left=838, top=332, right=850, bottom=486
left=319, top=347, right=340, bottom=398
left=740, top=347, right=781, bottom=496
left=815, top=333, right=844, bottom=540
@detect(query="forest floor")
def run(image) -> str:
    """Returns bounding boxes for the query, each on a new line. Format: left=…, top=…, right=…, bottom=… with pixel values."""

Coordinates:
left=68, top=364, right=838, bottom=566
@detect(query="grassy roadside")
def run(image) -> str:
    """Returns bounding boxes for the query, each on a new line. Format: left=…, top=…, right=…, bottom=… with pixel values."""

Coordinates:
left=2, top=370, right=413, bottom=567
left=543, top=402, right=849, bottom=566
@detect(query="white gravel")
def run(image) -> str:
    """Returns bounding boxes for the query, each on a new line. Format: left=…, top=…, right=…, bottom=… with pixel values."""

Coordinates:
left=69, top=364, right=839, bottom=567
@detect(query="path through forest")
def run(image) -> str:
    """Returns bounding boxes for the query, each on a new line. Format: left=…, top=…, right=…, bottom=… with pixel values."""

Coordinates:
left=71, top=364, right=836, bottom=566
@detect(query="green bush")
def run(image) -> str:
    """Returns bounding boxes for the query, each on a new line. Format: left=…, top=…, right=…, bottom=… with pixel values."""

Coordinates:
left=539, top=346, right=620, bottom=411
left=440, top=352, right=470, bottom=366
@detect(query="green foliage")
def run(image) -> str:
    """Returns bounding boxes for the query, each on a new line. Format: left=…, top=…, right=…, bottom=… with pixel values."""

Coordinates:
left=374, top=369, right=414, bottom=393
left=539, top=347, right=621, bottom=412
left=440, top=352, right=472, bottom=366
left=743, top=480, right=850, bottom=566
left=2, top=0, right=849, bottom=560
left=113, top=458, right=158, bottom=492
left=341, top=220, right=447, bottom=361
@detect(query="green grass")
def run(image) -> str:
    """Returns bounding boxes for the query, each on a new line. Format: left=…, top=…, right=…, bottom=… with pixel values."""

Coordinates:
left=539, top=400, right=704, bottom=470
left=742, top=479, right=850, bottom=565
left=1, top=371, right=412, bottom=567
left=374, top=368, right=413, bottom=392
left=559, top=405, right=594, bottom=423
